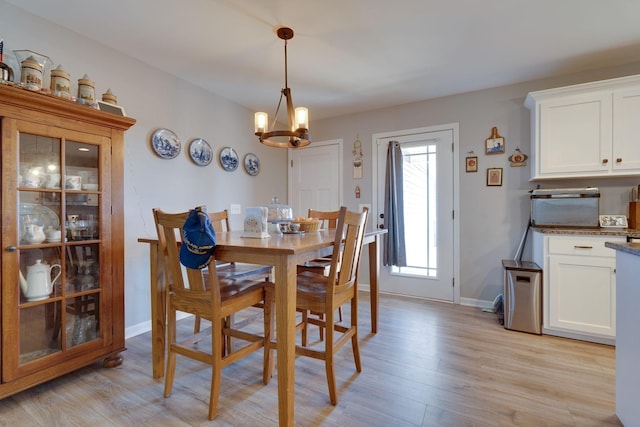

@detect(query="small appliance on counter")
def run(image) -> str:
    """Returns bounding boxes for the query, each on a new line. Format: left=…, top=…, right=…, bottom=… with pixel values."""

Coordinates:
left=530, top=187, right=600, bottom=228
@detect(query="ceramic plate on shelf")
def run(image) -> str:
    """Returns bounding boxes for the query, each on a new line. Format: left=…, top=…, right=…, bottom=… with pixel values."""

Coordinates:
left=188, top=138, right=213, bottom=166
left=19, top=203, right=60, bottom=230
left=219, top=147, right=239, bottom=172
left=244, top=153, right=260, bottom=176
left=151, top=128, right=181, bottom=159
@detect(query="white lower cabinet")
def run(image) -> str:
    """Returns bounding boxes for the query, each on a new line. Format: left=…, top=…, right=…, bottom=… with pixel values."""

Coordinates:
left=532, top=232, right=624, bottom=344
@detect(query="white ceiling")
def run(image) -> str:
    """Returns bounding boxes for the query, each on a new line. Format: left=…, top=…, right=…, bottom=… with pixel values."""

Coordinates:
left=8, top=0, right=640, bottom=120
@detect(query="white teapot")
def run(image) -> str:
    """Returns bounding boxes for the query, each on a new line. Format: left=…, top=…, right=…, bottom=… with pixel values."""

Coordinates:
left=19, top=259, right=62, bottom=301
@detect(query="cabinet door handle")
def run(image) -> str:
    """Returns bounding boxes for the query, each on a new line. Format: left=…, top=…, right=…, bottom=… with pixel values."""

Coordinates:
left=574, top=245, right=593, bottom=249
left=616, top=158, right=622, bottom=163
left=602, top=159, right=609, bottom=164
left=5, top=246, right=16, bottom=252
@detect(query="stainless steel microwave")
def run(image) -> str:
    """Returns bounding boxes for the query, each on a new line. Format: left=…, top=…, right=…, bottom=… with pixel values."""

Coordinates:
left=530, top=188, right=600, bottom=228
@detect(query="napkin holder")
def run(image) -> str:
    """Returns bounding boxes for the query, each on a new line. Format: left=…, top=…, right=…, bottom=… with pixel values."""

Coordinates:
left=242, top=207, right=270, bottom=239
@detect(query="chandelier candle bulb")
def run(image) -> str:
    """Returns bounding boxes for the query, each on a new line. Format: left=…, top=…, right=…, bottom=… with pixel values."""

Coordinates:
left=254, top=112, right=268, bottom=134
left=295, top=107, right=308, bottom=130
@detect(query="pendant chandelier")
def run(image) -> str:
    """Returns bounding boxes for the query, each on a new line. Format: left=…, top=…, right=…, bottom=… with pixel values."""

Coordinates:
left=254, top=27, right=310, bottom=148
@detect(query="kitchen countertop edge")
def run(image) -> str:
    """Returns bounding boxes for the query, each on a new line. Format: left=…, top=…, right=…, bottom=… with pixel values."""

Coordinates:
left=532, top=226, right=640, bottom=238
left=604, top=241, right=640, bottom=257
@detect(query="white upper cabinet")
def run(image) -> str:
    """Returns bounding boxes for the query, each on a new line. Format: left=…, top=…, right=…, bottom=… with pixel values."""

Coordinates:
left=525, top=75, right=640, bottom=180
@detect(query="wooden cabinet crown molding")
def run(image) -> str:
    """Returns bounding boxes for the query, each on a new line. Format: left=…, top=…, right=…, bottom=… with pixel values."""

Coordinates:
left=0, top=84, right=136, bottom=131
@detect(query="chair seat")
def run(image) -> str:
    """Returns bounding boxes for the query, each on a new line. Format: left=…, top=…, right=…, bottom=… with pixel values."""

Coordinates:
left=216, top=262, right=272, bottom=280
left=217, top=276, right=267, bottom=300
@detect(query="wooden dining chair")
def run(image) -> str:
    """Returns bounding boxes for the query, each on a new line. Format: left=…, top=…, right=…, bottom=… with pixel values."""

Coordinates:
left=296, top=209, right=342, bottom=342
left=153, top=207, right=274, bottom=420
left=265, top=206, right=368, bottom=405
left=193, top=209, right=272, bottom=336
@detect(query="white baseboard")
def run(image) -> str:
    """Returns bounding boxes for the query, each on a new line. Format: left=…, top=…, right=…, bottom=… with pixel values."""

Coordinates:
left=125, top=312, right=192, bottom=340
left=459, top=297, right=493, bottom=309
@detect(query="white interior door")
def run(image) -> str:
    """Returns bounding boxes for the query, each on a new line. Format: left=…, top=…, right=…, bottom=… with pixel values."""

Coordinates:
left=374, top=125, right=458, bottom=302
left=288, top=139, right=343, bottom=216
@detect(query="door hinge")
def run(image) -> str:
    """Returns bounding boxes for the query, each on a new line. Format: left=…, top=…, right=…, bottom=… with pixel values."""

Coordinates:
left=452, top=210, right=455, bottom=220
left=452, top=277, right=455, bottom=288
left=451, top=142, right=454, bottom=152
left=290, top=160, right=293, bottom=167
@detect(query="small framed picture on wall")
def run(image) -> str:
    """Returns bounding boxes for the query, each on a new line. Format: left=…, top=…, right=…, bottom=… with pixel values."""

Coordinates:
left=487, top=167, right=503, bottom=186
left=465, top=156, right=478, bottom=172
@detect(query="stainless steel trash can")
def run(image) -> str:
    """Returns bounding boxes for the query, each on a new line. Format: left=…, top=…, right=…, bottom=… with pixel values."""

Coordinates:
left=501, top=259, right=542, bottom=335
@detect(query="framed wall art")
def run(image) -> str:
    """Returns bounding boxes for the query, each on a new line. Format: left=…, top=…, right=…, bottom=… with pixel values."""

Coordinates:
left=485, top=126, right=505, bottom=155
left=465, top=156, right=478, bottom=172
left=487, top=167, right=503, bottom=186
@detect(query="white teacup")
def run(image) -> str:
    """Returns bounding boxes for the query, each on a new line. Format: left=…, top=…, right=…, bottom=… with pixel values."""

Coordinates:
left=45, top=229, right=62, bottom=242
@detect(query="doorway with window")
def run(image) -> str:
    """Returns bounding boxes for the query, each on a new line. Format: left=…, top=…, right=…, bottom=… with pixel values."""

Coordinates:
left=373, top=124, right=459, bottom=302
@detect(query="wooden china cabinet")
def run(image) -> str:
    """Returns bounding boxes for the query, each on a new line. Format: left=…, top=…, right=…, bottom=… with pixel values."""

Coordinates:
left=0, top=84, right=135, bottom=398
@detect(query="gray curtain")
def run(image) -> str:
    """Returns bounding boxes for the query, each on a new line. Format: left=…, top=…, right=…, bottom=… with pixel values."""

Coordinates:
left=383, top=141, right=407, bottom=267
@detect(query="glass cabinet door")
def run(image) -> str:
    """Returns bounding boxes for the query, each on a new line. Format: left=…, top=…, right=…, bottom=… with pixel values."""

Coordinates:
left=3, top=119, right=110, bottom=379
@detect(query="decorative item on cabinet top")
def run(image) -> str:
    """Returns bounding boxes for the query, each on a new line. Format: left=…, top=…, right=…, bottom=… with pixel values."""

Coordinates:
left=188, top=138, right=213, bottom=166
left=151, top=128, right=181, bottom=159
left=485, top=126, right=505, bottom=155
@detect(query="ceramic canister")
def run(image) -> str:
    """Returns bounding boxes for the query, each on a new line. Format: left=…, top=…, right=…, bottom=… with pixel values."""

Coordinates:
left=50, top=65, right=71, bottom=99
left=77, top=74, right=95, bottom=102
left=101, top=88, right=117, bottom=105
left=20, top=55, right=43, bottom=90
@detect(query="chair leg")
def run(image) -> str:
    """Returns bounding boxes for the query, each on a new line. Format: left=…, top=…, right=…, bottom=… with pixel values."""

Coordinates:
left=208, top=316, right=224, bottom=420
left=301, top=310, right=309, bottom=347
left=263, top=288, right=275, bottom=384
left=351, top=298, right=362, bottom=372
left=164, top=309, right=178, bottom=398
left=324, top=310, right=338, bottom=405
left=194, top=315, right=201, bottom=334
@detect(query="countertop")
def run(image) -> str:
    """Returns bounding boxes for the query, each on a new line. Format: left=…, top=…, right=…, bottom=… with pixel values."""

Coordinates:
left=604, top=241, right=640, bottom=257
left=533, top=226, right=640, bottom=238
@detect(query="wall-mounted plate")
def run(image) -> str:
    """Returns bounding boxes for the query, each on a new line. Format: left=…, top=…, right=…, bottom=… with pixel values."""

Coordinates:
left=243, top=153, right=260, bottom=176
left=188, top=138, right=213, bottom=166
left=151, top=128, right=181, bottom=159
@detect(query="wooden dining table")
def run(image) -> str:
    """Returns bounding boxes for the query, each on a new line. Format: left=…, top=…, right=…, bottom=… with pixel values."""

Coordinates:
left=138, top=227, right=386, bottom=427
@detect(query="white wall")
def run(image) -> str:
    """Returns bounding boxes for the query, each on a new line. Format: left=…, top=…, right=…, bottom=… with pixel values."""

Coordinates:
left=312, top=65, right=640, bottom=304
left=0, top=2, right=287, bottom=335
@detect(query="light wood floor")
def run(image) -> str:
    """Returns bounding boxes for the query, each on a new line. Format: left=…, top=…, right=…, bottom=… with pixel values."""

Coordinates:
left=0, top=293, right=621, bottom=426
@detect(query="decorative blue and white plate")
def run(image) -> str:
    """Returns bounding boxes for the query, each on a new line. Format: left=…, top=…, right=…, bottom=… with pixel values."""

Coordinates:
left=188, top=138, right=213, bottom=166
left=244, top=153, right=260, bottom=176
left=219, top=147, right=239, bottom=172
left=151, top=128, right=181, bottom=159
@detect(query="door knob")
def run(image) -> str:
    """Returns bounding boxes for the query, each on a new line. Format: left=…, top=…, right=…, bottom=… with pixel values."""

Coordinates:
left=379, top=213, right=384, bottom=219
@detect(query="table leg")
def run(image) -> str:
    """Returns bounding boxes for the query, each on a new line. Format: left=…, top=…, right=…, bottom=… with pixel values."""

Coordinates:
left=149, top=242, right=166, bottom=379
left=368, top=235, right=380, bottom=333
left=274, top=257, right=296, bottom=426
